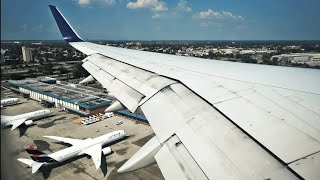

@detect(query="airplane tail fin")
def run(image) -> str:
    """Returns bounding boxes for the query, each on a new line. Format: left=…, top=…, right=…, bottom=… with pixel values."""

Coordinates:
left=17, top=158, right=44, bottom=174
left=23, top=146, right=56, bottom=163
left=49, top=5, right=83, bottom=43
left=24, top=146, right=46, bottom=155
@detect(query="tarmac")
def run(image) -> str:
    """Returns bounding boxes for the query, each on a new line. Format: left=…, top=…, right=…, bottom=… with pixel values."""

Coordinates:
left=1, top=85, right=164, bottom=180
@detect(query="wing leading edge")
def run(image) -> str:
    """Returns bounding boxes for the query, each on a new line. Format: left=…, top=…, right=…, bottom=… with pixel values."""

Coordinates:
left=49, top=5, right=320, bottom=180
left=6, top=118, right=27, bottom=130
left=44, top=136, right=84, bottom=146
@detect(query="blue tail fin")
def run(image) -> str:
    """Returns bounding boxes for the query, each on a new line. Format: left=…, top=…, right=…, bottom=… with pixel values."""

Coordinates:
left=49, top=5, right=83, bottom=42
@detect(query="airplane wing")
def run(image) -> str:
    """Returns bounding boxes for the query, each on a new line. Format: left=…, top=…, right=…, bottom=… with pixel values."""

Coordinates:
left=17, top=158, right=44, bottom=174
left=44, top=136, right=84, bottom=146
left=6, top=118, right=27, bottom=130
left=49, top=5, right=320, bottom=180
left=81, top=144, right=102, bottom=169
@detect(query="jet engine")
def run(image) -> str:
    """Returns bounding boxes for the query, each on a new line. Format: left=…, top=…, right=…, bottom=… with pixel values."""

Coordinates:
left=102, top=147, right=112, bottom=155
left=24, top=120, right=34, bottom=126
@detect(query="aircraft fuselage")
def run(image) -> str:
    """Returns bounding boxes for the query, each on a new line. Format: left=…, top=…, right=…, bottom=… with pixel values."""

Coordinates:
left=43, top=130, right=126, bottom=163
left=1, top=98, right=19, bottom=108
left=1, top=109, right=53, bottom=125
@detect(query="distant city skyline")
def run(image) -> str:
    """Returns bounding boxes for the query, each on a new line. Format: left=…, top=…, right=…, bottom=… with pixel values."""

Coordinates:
left=2, top=0, right=320, bottom=40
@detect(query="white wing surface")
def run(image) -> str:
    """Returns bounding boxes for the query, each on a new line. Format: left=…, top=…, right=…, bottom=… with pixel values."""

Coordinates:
left=81, top=144, right=102, bottom=169
left=49, top=5, right=320, bottom=180
left=6, top=118, right=27, bottom=130
left=44, top=136, right=84, bottom=146
left=17, top=158, right=43, bottom=174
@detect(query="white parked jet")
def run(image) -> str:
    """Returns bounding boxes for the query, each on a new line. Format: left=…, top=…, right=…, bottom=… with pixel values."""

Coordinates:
left=1, top=98, right=19, bottom=108
left=17, top=130, right=127, bottom=174
left=1, top=109, right=52, bottom=130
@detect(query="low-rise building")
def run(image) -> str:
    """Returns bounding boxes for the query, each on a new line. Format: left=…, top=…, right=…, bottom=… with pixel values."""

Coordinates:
left=283, top=45, right=301, bottom=50
left=219, top=48, right=239, bottom=55
left=8, top=79, right=112, bottom=116
left=271, top=53, right=316, bottom=63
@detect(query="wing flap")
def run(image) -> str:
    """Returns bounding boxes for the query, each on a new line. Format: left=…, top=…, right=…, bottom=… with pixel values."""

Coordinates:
left=141, top=82, right=299, bottom=179
left=288, top=152, right=320, bottom=180
left=155, top=135, right=208, bottom=180
left=82, top=54, right=176, bottom=112
left=155, top=144, right=191, bottom=180
left=82, top=59, right=144, bottom=112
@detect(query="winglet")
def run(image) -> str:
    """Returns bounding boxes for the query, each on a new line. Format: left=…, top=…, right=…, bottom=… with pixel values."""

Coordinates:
left=49, top=5, right=83, bottom=42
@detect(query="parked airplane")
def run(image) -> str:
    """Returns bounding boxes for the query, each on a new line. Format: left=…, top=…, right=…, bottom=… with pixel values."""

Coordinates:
left=18, top=130, right=127, bottom=174
left=48, top=5, right=320, bottom=180
left=1, top=109, right=52, bottom=130
left=1, top=98, right=19, bottom=108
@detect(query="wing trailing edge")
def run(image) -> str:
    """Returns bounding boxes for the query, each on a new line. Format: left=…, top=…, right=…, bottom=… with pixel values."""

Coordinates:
left=5, top=118, right=27, bottom=130
left=81, top=144, right=102, bottom=169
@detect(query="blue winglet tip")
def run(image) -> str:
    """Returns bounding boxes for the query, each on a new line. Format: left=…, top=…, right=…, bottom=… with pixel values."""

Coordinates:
left=49, top=5, right=83, bottom=43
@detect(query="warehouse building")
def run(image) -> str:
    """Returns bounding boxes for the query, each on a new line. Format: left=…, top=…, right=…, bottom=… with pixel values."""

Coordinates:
left=271, top=53, right=320, bottom=63
left=8, top=78, right=112, bottom=116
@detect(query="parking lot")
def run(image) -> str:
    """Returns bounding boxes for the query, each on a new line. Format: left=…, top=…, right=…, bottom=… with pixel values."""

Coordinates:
left=1, top=86, right=164, bottom=180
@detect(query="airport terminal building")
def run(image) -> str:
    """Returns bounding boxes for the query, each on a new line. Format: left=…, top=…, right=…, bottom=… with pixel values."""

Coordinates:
left=8, top=78, right=112, bottom=116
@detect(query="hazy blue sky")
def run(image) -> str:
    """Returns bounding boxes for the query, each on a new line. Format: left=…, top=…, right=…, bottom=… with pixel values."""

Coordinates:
left=2, top=0, right=320, bottom=40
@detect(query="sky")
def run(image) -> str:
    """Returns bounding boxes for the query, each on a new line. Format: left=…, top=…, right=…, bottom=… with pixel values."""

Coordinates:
left=1, top=0, right=320, bottom=40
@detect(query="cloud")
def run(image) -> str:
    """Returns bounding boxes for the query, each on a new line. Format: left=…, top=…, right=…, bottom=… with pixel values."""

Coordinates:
left=78, top=0, right=91, bottom=5
left=199, top=22, right=225, bottom=28
left=105, top=0, right=116, bottom=6
left=152, top=13, right=161, bottom=19
left=193, top=9, right=244, bottom=21
left=151, top=11, right=180, bottom=19
left=76, top=0, right=116, bottom=7
left=127, top=0, right=168, bottom=13
left=176, top=0, right=192, bottom=12
left=193, top=9, right=247, bottom=29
